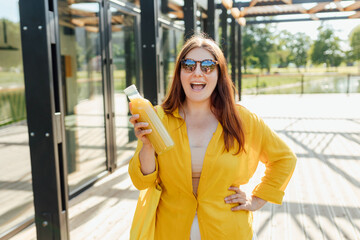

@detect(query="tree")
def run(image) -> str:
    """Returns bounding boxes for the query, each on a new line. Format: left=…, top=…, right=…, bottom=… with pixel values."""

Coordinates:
left=291, top=33, right=311, bottom=71
left=350, top=24, right=360, bottom=73
left=253, top=25, right=274, bottom=72
left=242, top=24, right=274, bottom=73
left=274, top=30, right=293, bottom=68
left=310, top=25, right=343, bottom=69
left=242, top=25, right=257, bottom=73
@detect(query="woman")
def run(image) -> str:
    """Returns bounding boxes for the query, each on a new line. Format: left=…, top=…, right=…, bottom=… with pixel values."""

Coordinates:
left=128, top=34, right=296, bottom=239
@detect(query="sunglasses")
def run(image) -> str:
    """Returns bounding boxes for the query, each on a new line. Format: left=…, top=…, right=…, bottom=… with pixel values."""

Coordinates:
left=180, top=58, right=218, bottom=74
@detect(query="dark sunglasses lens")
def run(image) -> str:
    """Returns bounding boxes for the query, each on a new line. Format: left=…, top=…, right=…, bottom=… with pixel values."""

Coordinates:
left=201, top=60, right=216, bottom=73
left=182, top=59, right=196, bottom=72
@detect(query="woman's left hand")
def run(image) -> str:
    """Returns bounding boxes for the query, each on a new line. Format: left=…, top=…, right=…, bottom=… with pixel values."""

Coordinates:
left=225, top=186, right=267, bottom=212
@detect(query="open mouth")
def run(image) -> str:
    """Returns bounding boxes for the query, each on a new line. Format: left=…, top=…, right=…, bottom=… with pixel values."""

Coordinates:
left=190, top=83, right=206, bottom=90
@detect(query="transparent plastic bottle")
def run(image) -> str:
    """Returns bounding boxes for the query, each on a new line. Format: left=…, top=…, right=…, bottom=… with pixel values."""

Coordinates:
left=124, top=85, right=174, bottom=154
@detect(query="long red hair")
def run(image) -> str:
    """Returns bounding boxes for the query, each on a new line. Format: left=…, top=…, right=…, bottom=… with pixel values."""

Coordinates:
left=162, top=34, right=245, bottom=154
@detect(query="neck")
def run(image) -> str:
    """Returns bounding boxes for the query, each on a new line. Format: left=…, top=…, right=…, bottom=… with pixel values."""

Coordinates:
left=182, top=99, right=213, bottom=117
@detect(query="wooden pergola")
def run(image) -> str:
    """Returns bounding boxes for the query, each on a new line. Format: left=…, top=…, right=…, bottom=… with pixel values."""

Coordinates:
left=221, top=0, right=360, bottom=25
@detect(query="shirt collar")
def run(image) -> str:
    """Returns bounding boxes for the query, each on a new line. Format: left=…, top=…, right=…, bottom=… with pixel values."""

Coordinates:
left=171, top=107, right=183, bottom=119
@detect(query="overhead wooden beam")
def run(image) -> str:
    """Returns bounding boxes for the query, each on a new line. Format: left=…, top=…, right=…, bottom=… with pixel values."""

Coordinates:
left=282, top=0, right=292, bottom=4
left=222, top=0, right=233, bottom=9
left=111, top=16, right=124, bottom=24
left=295, top=5, right=309, bottom=14
left=309, top=13, right=319, bottom=20
left=59, top=19, right=75, bottom=29
left=237, top=17, right=246, bottom=26
left=68, top=8, right=96, bottom=17
left=249, top=0, right=259, bottom=8
left=333, top=0, right=344, bottom=11
left=344, top=1, right=360, bottom=11
left=307, top=2, right=329, bottom=14
left=168, top=2, right=182, bottom=12
left=239, top=7, right=249, bottom=17
left=167, top=2, right=184, bottom=18
left=349, top=11, right=360, bottom=18
left=170, top=10, right=184, bottom=19
left=232, top=0, right=352, bottom=8
left=231, top=7, right=241, bottom=18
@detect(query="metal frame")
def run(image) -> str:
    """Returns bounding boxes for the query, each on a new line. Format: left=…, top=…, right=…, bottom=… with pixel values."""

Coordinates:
left=230, top=16, right=236, bottom=87
left=104, top=0, right=141, bottom=170
left=246, top=16, right=351, bottom=24
left=207, top=0, right=215, bottom=39
left=103, top=0, right=117, bottom=172
left=237, top=24, right=242, bottom=101
left=184, top=0, right=197, bottom=40
left=19, top=0, right=69, bottom=238
left=140, top=0, right=160, bottom=105
left=220, top=5, right=228, bottom=60
left=158, top=20, right=185, bottom=99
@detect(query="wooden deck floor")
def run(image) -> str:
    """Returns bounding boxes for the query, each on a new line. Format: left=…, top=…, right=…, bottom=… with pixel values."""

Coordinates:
left=10, top=94, right=360, bottom=240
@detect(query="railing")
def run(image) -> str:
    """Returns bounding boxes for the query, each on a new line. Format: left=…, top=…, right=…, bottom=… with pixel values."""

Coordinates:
left=242, top=73, right=360, bottom=95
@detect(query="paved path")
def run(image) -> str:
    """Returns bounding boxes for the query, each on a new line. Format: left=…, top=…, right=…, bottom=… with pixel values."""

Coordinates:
left=9, top=94, right=360, bottom=240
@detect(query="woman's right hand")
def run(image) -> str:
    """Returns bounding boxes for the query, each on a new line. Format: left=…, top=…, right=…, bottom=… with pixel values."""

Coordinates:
left=129, top=103, right=156, bottom=175
left=129, top=113, right=153, bottom=146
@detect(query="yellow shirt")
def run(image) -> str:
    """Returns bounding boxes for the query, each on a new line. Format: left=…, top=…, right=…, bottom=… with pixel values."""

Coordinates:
left=128, top=105, right=297, bottom=240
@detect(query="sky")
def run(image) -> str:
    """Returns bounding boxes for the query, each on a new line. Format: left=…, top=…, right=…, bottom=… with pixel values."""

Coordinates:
left=275, top=19, right=360, bottom=50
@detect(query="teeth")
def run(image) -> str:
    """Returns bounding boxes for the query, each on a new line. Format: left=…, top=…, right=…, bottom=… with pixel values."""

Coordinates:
left=191, top=83, right=206, bottom=90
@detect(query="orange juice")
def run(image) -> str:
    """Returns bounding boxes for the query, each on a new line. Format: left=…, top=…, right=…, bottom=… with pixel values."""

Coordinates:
left=124, top=85, right=174, bottom=154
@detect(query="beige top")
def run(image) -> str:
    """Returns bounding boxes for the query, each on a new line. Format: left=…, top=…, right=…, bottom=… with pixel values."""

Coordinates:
left=180, top=108, right=219, bottom=197
left=191, top=146, right=207, bottom=196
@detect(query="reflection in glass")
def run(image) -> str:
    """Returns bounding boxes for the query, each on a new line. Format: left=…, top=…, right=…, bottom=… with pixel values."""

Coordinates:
left=162, top=29, right=183, bottom=95
left=58, top=1, right=107, bottom=194
left=0, top=0, right=34, bottom=236
left=110, top=6, right=139, bottom=163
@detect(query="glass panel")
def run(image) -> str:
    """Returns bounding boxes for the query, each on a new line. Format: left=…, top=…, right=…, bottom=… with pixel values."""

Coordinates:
left=58, top=1, right=107, bottom=194
left=0, top=0, right=34, bottom=236
left=162, top=28, right=175, bottom=94
left=110, top=6, right=138, bottom=162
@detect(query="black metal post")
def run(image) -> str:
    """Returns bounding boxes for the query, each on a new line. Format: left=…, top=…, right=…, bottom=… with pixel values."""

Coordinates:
left=238, top=24, right=242, bottom=101
left=256, top=75, right=259, bottom=95
left=19, top=0, right=69, bottom=239
left=347, top=74, right=351, bottom=94
left=220, top=5, right=228, bottom=60
left=184, top=0, right=197, bottom=40
left=301, top=74, right=304, bottom=95
left=207, top=0, right=215, bottom=39
left=140, top=0, right=160, bottom=105
left=230, top=17, right=236, bottom=89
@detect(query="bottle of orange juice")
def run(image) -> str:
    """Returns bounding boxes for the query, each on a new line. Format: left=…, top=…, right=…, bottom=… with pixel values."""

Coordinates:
left=124, top=85, right=174, bottom=154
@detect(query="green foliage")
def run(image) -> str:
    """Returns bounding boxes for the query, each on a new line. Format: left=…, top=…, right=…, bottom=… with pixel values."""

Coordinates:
left=0, top=19, right=23, bottom=70
left=310, top=25, right=344, bottom=68
left=350, top=25, right=360, bottom=61
left=0, top=89, right=27, bottom=126
left=242, top=24, right=274, bottom=73
left=292, top=33, right=311, bottom=69
left=274, top=30, right=294, bottom=68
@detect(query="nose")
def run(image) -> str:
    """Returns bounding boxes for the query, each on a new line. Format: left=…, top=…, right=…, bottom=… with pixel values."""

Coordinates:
left=193, top=62, right=203, bottom=76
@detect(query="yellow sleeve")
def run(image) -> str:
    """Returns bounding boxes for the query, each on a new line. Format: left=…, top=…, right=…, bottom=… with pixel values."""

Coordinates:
left=248, top=111, right=297, bottom=204
left=128, top=139, right=159, bottom=190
